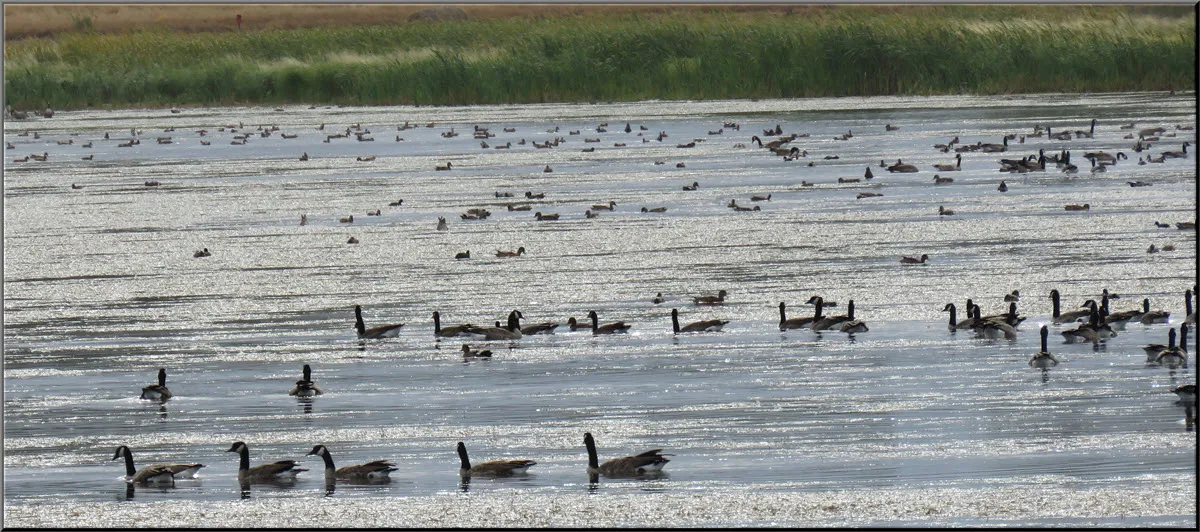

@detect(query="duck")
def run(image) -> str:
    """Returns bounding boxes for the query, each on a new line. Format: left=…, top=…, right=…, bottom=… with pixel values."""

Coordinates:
left=507, top=204, right=533, bottom=211
left=591, top=201, right=617, bottom=211
left=585, top=210, right=599, bottom=218
left=885, top=124, right=900, bottom=131
left=750, top=194, right=772, bottom=202
left=436, top=217, right=448, bottom=231
left=938, top=206, right=955, bottom=216
left=543, top=165, right=553, bottom=173
left=226, top=441, right=308, bottom=483
left=1155, top=325, right=1188, bottom=369
left=653, top=293, right=665, bottom=304
left=192, top=248, right=211, bottom=258
left=682, top=182, right=699, bottom=191
left=886, top=160, right=919, bottom=173
left=857, top=193, right=883, bottom=199
left=778, top=301, right=819, bottom=330
left=1064, top=203, right=1090, bottom=211
left=435, top=162, right=452, bottom=171
left=339, top=215, right=354, bottom=223
left=455, top=250, right=471, bottom=260
left=346, top=236, right=359, bottom=244
left=288, top=364, right=323, bottom=397
left=933, top=154, right=962, bottom=171
left=306, top=445, right=396, bottom=484
left=354, top=305, right=405, bottom=339
left=1178, top=222, right=1197, bottom=230
left=641, top=206, right=667, bottom=213
left=140, top=368, right=173, bottom=401
left=671, top=308, right=728, bottom=334
left=112, top=446, right=204, bottom=485
left=495, top=247, right=525, bottom=258
left=812, top=300, right=857, bottom=331
left=1049, top=290, right=1093, bottom=324
left=900, top=254, right=930, bottom=264
left=693, top=290, right=728, bottom=305
left=433, top=311, right=476, bottom=338
left=1029, top=326, right=1059, bottom=369
left=461, top=344, right=493, bottom=357
left=585, top=310, right=631, bottom=335
left=534, top=212, right=560, bottom=221
left=457, top=442, right=536, bottom=477
left=583, top=432, right=670, bottom=478
left=933, top=174, right=954, bottom=184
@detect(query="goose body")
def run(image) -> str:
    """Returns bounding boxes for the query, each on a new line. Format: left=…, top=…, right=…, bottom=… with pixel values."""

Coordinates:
left=1049, top=290, right=1093, bottom=324
left=288, top=364, right=323, bottom=397
left=465, top=312, right=523, bottom=340
left=1185, top=289, right=1195, bottom=325
left=433, top=311, right=477, bottom=338
left=140, top=368, right=173, bottom=400
left=587, top=310, right=631, bottom=335
left=943, top=302, right=976, bottom=331
left=437, top=217, right=448, bottom=231
left=457, top=442, right=536, bottom=477
left=671, top=308, right=728, bottom=333
left=355, top=305, right=404, bottom=339
left=514, top=311, right=559, bottom=335
left=812, top=299, right=856, bottom=331
left=226, top=441, right=308, bottom=483
left=1155, top=326, right=1188, bottom=368
left=307, top=445, right=396, bottom=483
left=584, top=432, right=670, bottom=477
left=1140, top=299, right=1170, bottom=324
left=1029, top=326, right=1058, bottom=369
left=778, top=301, right=818, bottom=330
left=932, top=154, right=962, bottom=171
left=1173, top=384, right=1197, bottom=406
left=112, top=446, right=205, bottom=485
left=1061, top=304, right=1116, bottom=343
left=1104, top=298, right=1149, bottom=329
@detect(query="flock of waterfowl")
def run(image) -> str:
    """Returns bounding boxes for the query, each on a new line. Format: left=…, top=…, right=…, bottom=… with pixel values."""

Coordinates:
left=7, top=107, right=1196, bottom=497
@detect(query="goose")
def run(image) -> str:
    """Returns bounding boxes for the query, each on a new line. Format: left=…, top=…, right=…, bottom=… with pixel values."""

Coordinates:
left=288, top=364, right=323, bottom=397
left=972, top=310, right=1018, bottom=340
left=1047, top=127, right=1073, bottom=141
left=433, top=311, right=476, bottom=338
left=1155, top=325, right=1188, bottom=368
left=750, top=194, right=772, bottom=202
left=591, top=201, right=617, bottom=211
left=1161, top=142, right=1190, bottom=159
left=887, top=160, right=919, bottom=173
left=455, top=251, right=471, bottom=260
left=140, top=368, right=173, bottom=400
left=347, top=236, right=359, bottom=244
left=226, top=441, right=308, bottom=483
left=534, top=212, right=559, bottom=221
left=693, top=290, right=728, bottom=305
left=885, top=124, right=900, bottom=131
left=900, top=254, right=929, bottom=264
left=513, top=310, right=559, bottom=335
left=1104, top=298, right=1150, bottom=329
left=1048, top=290, right=1092, bottom=323
left=435, top=162, right=452, bottom=171
left=1062, top=162, right=1079, bottom=174
left=857, top=193, right=883, bottom=199
left=1089, top=159, right=1106, bottom=173
left=1028, top=326, right=1059, bottom=369
left=1139, top=299, right=1170, bottom=324
left=980, top=137, right=1009, bottom=153
left=943, top=302, right=976, bottom=331
left=1061, top=304, right=1116, bottom=343
left=671, top=308, right=728, bottom=334
left=1184, top=289, right=1195, bottom=325
left=436, top=217, right=448, bottom=231
left=938, top=206, right=955, bottom=216
left=1064, top=203, right=1090, bottom=211
left=1074, top=119, right=1098, bottom=139
left=586, top=310, right=631, bottom=335
left=1173, top=383, right=1197, bottom=406
left=682, top=181, right=699, bottom=191
left=306, top=445, right=396, bottom=483
left=997, top=180, right=1008, bottom=192
left=653, top=293, right=665, bottom=304
left=355, top=305, right=405, bottom=339
left=1084, top=151, right=1126, bottom=164
left=507, top=204, right=533, bottom=211
left=1003, top=290, right=1021, bottom=303
left=112, top=446, right=204, bottom=485
left=543, top=165, right=553, bottom=173
left=778, top=301, right=819, bottom=330
left=300, top=214, right=308, bottom=226
left=812, top=300, right=856, bottom=331
left=933, top=154, right=962, bottom=171
left=1178, top=222, right=1196, bottom=230
left=193, top=248, right=211, bottom=258
left=1154, top=221, right=1171, bottom=228
left=584, top=432, right=670, bottom=477
left=585, top=210, right=599, bottom=218
left=1128, top=181, right=1152, bottom=187
left=641, top=206, right=668, bottom=213
left=457, top=442, right=536, bottom=477
left=465, top=312, right=523, bottom=340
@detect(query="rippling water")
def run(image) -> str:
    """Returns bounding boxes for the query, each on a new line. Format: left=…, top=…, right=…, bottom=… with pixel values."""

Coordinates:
left=3, top=93, right=1196, bottom=527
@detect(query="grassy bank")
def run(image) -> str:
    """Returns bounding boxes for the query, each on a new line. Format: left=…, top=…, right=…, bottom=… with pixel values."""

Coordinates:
left=4, top=6, right=1194, bottom=110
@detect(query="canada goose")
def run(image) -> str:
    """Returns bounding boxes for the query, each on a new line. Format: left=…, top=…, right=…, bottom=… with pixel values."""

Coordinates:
left=584, top=432, right=670, bottom=477
left=652, top=293, right=665, bottom=304
left=354, top=305, right=404, bottom=339
left=938, top=206, right=955, bottom=216
left=389, top=198, right=404, bottom=206
left=1064, top=204, right=1090, bottom=211
left=513, top=310, right=559, bottom=335
left=307, top=445, right=396, bottom=483
left=972, top=309, right=1018, bottom=340
left=1155, top=325, right=1188, bottom=368
left=1089, top=159, right=1106, bottom=173
left=226, top=441, right=308, bottom=483
left=1049, top=290, right=1093, bottom=324
left=366, top=209, right=381, bottom=216
left=287, top=364, right=323, bottom=397
left=812, top=300, right=856, bottom=331
left=437, top=217, right=448, bottom=231
left=1105, top=298, right=1150, bottom=329
left=837, top=178, right=859, bottom=184
left=887, top=160, right=919, bottom=173
left=997, top=180, right=1008, bottom=192
left=495, top=247, right=525, bottom=258
left=641, top=207, right=667, bottom=213
left=1173, top=384, right=1197, bottom=407
left=1154, top=221, right=1171, bottom=228
left=1074, top=119, right=1097, bottom=139
left=461, top=344, right=492, bottom=357
left=465, top=312, right=523, bottom=340
left=838, top=318, right=869, bottom=333
left=339, top=215, right=354, bottom=223
left=885, top=124, right=900, bottom=131
left=694, top=290, right=728, bottom=305
left=933, top=154, right=962, bottom=171
left=751, top=194, right=772, bottom=202
left=457, top=442, right=536, bottom=477
left=980, top=137, right=1009, bottom=153
left=778, top=301, right=819, bottom=330
left=671, top=308, right=728, bottom=334
left=585, top=210, right=599, bottom=218
left=356, top=156, right=376, bottom=162
left=900, top=254, right=930, bottom=264
left=435, top=162, right=452, bottom=171
left=587, top=310, right=631, bottom=335
left=1140, top=299, right=1170, bottom=324
left=508, top=204, right=533, bottom=211
left=1161, top=142, right=1190, bottom=159
left=534, top=212, right=559, bottom=221
left=71, top=183, right=83, bottom=189
left=1178, top=222, right=1197, bottom=230
left=433, top=311, right=476, bottom=338
left=943, top=302, right=975, bottom=331
left=1061, top=304, right=1116, bottom=343
left=346, top=236, right=359, bottom=244
left=112, top=446, right=204, bottom=485
left=300, top=214, right=308, bottom=226
left=1029, top=326, right=1058, bottom=369
left=682, top=182, right=699, bottom=191
left=933, top=175, right=954, bottom=184
left=455, top=251, right=471, bottom=260
left=1003, top=290, right=1021, bottom=303
left=140, top=368, right=173, bottom=400
left=543, top=165, right=553, bottom=173
left=1184, top=289, right=1195, bottom=325
left=1084, top=151, right=1126, bottom=164
left=193, top=248, right=211, bottom=258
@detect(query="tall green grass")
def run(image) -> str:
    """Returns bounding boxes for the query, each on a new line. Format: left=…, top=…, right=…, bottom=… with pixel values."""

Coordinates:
left=4, top=7, right=1194, bottom=109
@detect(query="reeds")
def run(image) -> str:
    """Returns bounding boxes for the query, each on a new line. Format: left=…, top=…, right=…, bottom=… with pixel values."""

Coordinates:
left=4, top=7, right=1193, bottom=109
